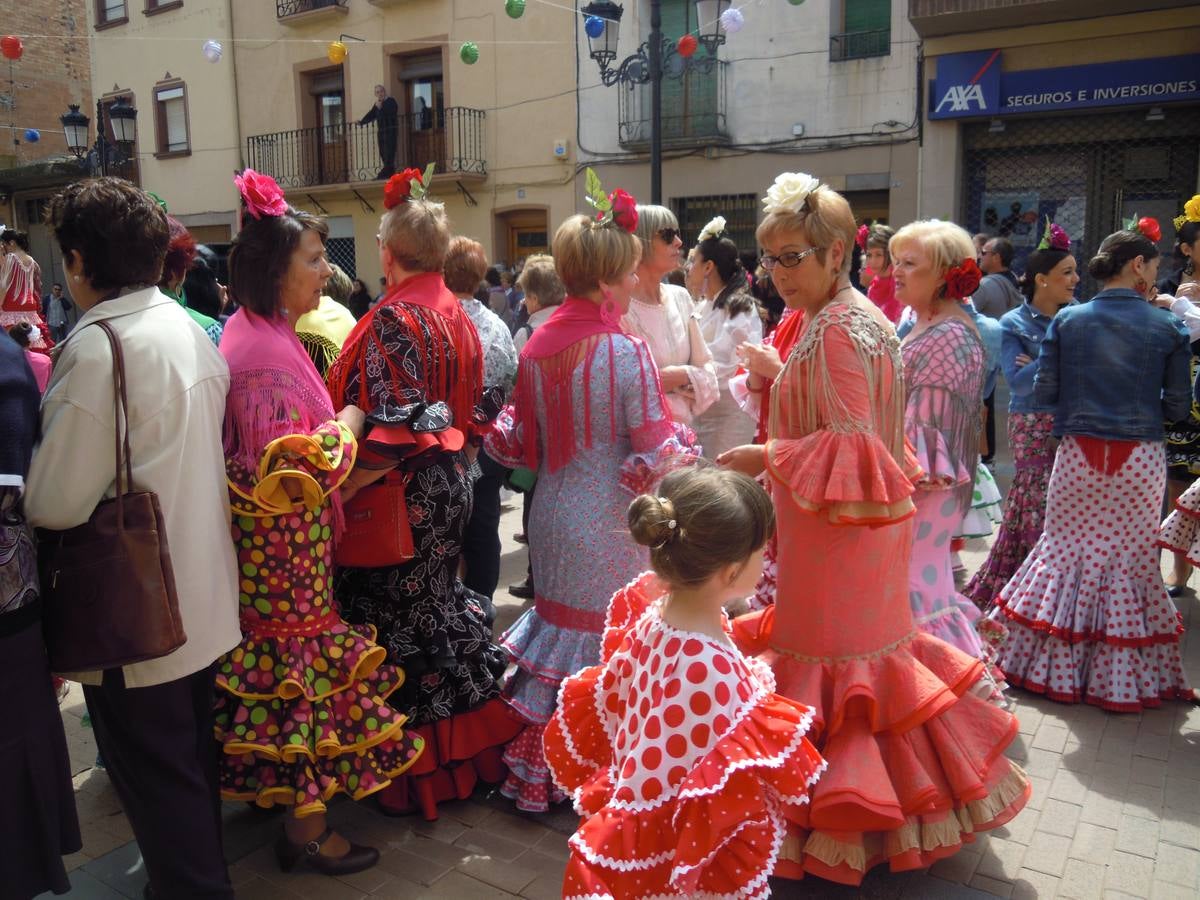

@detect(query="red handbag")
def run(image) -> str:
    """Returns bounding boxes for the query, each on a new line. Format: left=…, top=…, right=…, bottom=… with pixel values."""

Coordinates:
left=334, top=472, right=415, bottom=569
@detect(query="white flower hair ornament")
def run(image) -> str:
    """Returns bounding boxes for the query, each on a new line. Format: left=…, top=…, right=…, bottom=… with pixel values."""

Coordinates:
left=763, top=172, right=822, bottom=215
left=697, top=215, right=726, bottom=243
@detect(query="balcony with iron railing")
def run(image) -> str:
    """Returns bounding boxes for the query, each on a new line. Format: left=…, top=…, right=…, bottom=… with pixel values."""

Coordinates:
left=830, top=29, right=891, bottom=61
left=276, top=0, right=348, bottom=23
left=618, top=60, right=730, bottom=149
left=906, top=0, right=1194, bottom=38
left=246, top=108, right=487, bottom=190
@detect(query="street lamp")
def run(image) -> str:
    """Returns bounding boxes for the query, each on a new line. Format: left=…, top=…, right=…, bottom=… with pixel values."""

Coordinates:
left=60, top=98, right=138, bottom=177
left=581, top=0, right=726, bottom=204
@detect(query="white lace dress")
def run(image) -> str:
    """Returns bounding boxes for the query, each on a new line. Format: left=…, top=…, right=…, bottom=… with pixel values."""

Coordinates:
left=693, top=292, right=762, bottom=459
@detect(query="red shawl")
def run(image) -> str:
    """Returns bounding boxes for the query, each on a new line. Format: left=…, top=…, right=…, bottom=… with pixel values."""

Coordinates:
left=327, top=272, right=482, bottom=434
left=514, top=295, right=666, bottom=473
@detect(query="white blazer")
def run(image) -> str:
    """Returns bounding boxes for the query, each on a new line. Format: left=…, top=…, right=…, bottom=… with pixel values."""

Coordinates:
left=26, top=287, right=241, bottom=687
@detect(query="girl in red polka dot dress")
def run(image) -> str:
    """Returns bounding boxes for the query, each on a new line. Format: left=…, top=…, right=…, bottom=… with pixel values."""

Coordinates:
left=544, top=468, right=827, bottom=899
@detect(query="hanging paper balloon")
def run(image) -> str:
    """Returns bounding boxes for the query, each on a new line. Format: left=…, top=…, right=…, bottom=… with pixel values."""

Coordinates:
left=23, top=128, right=39, bottom=143
left=0, top=35, right=23, bottom=61
left=459, top=41, right=479, bottom=65
left=202, top=39, right=223, bottom=63
left=327, top=41, right=348, bottom=65
left=505, top=0, right=525, bottom=19
left=677, top=34, right=698, bottom=58
left=584, top=15, right=605, bottom=39
left=719, top=8, right=744, bottom=33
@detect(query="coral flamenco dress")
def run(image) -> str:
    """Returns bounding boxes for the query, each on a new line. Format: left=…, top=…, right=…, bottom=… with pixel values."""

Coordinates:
left=545, top=572, right=827, bottom=899
left=731, top=292, right=1031, bottom=885
left=1, top=253, right=53, bottom=351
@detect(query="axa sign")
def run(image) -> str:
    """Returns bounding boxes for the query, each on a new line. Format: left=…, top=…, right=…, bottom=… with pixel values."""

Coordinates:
left=929, top=50, right=1003, bottom=120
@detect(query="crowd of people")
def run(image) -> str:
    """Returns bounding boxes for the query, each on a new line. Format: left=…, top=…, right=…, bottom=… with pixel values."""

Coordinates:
left=2, top=166, right=1199, bottom=899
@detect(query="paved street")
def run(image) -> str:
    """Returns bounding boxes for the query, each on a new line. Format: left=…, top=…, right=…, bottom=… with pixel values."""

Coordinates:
left=46, top=410, right=1200, bottom=899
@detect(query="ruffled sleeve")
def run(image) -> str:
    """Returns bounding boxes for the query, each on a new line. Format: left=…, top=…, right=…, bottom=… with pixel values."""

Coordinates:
left=766, top=325, right=915, bottom=525
left=355, top=400, right=463, bottom=472
left=229, top=420, right=356, bottom=516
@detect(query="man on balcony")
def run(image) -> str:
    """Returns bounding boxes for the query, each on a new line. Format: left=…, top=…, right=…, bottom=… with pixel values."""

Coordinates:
left=359, top=84, right=399, bottom=179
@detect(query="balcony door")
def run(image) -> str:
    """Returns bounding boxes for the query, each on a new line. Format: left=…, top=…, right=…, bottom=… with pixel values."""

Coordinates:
left=395, top=51, right=445, bottom=170
left=660, top=0, right=718, bottom=141
left=304, top=68, right=346, bottom=185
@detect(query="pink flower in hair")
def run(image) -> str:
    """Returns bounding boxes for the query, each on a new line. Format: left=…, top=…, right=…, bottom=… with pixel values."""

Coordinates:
left=234, top=168, right=288, bottom=220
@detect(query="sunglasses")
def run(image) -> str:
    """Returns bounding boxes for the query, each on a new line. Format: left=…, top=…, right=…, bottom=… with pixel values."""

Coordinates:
left=657, top=228, right=680, bottom=244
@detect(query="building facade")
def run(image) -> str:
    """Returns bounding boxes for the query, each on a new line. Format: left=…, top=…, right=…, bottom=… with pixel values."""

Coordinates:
left=581, top=0, right=923, bottom=247
left=231, top=0, right=581, bottom=286
left=0, top=0, right=93, bottom=288
left=912, top=0, right=1200, bottom=289
left=85, top=0, right=242, bottom=247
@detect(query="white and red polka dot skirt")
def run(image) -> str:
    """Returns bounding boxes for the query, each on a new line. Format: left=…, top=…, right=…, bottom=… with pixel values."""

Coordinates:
left=987, top=436, right=1190, bottom=713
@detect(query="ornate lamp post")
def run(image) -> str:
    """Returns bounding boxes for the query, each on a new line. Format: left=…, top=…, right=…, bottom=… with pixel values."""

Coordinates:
left=581, top=0, right=729, bottom=204
left=60, top=98, right=138, bottom=177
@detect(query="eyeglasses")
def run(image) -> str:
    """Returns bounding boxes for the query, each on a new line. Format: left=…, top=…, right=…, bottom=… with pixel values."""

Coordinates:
left=657, top=228, right=680, bottom=244
left=760, top=247, right=822, bottom=270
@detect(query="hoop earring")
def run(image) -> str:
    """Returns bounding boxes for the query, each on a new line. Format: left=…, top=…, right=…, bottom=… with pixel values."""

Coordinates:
left=1134, top=277, right=1149, bottom=295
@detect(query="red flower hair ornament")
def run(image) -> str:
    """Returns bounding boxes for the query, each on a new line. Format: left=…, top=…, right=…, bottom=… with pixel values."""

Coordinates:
left=234, top=168, right=288, bottom=220
left=584, top=167, right=639, bottom=233
left=944, top=257, right=982, bottom=301
left=855, top=223, right=869, bottom=251
left=384, top=162, right=436, bottom=210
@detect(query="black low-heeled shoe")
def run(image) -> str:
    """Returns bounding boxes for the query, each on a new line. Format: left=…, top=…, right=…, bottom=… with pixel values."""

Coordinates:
left=1167, top=584, right=1186, bottom=598
left=275, top=827, right=380, bottom=876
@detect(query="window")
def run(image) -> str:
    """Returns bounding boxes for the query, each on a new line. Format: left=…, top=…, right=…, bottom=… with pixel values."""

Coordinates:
left=144, top=0, right=184, bottom=14
left=154, top=81, right=190, bottom=156
left=671, top=194, right=758, bottom=250
left=831, top=0, right=891, bottom=61
left=97, top=0, right=128, bottom=26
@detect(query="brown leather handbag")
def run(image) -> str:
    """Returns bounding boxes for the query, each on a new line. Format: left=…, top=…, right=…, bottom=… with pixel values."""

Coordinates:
left=334, top=471, right=415, bottom=569
left=38, top=320, right=187, bottom=672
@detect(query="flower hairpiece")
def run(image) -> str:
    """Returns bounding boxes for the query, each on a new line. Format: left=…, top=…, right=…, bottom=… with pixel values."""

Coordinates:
left=384, top=163, right=436, bottom=210
left=855, top=224, right=869, bottom=250
left=584, top=167, right=638, bottom=232
left=762, top=172, right=821, bottom=215
left=235, top=169, right=288, bottom=220
left=1037, top=217, right=1071, bottom=252
left=1174, top=194, right=1200, bottom=232
left=944, top=257, right=982, bottom=301
left=1122, top=214, right=1162, bottom=243
left=697, top=215, right=726, bottom=243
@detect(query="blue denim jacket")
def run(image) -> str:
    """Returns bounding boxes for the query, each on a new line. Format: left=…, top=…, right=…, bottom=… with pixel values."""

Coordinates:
left=1000, top=301, right=1058, bottom=415
left=1033, top=288, right=1191, bottom=441
left=963, top=301, right=1002, bottom=398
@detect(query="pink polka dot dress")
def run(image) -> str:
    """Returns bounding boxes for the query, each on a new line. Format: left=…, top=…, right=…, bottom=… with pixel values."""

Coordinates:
left=545, top=573, right=826, bottom=899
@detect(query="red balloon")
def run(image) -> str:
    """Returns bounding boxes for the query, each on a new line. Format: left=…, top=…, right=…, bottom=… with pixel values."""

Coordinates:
left=0, top=36, right=23, bottom=61
left=677, top=34, right=698, bottom=58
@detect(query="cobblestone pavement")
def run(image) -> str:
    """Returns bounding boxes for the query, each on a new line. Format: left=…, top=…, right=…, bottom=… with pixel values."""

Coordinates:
left=45, top=418, right=1200, bottom=899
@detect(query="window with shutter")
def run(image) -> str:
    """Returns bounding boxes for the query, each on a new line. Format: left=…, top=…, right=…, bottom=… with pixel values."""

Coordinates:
left=99, top=0, right=127, bottom=23
left=832, top=0, right=891, bottom=61
left=155, top=83, right=190, bottom=155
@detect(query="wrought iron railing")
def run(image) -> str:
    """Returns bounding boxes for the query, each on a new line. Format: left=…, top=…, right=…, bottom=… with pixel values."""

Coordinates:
left=830, top=29, right=891, bottom=61
left=618, top=60, right=729, bottom=148
left=276, top=0, right=348, bottom=19
left=245, top=108, right=487, bottom=189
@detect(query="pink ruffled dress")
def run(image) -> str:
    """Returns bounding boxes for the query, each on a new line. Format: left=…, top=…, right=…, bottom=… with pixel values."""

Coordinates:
left=732, top=294, right=1030, bottom=885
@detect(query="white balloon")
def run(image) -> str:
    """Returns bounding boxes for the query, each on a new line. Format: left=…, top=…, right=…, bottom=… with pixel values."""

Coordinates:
left=720, top=8, right=744, bottom=33
left=202, top=39, right=223, bottom=63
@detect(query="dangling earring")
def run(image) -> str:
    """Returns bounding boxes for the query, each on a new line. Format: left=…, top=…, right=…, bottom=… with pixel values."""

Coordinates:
left=599, top=287, right=621, bottom=326
left=1134, top=277, right=1149, bottom=295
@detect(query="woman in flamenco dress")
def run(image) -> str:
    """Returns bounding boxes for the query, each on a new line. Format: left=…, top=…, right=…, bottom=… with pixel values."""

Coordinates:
left=213, top=170, right=423, bottom=875
left=485, top=182, right=699, bottom=812
left=545, top=467, right=826, bottom=899
left=0, top=230, right=53, bottom=351
left=717, top=172, right=1030, bottom=885
left=326, top=169, right=520, bottom=820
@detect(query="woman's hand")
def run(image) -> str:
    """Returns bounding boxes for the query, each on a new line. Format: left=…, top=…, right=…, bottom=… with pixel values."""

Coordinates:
left=1014, top=353, right=1032, bottom=368
left=658, top=366, right=691, bottom=393
left=1176, top=281, right=1200, bottom=301
left=739, top=343, right=783, bottom=380
left=717, top=443, right=766, bottom=478
left=337, top=404, right=367, bottom=439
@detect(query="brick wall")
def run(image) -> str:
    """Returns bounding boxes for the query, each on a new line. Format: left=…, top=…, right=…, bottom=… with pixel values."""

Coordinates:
left=0, top=0, right=92, bottom=167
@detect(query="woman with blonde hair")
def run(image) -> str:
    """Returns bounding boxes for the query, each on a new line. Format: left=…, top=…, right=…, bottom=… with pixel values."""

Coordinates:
left=622, top=204, right=718, bottom=429
left=327, top=169, right=519, bottom=819
left=486, top=178, right=698, bottom=811
left=720, top=173, right=1028, bottom=884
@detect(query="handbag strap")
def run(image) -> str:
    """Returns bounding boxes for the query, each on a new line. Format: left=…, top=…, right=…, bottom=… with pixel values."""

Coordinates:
left=94, top=320, right=134, bottom=524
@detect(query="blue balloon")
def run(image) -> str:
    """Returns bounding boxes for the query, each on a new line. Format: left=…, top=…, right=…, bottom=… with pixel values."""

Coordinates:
left=23, top=128, right=39, bottom=143
left=585, top=15, right=605, bottom=39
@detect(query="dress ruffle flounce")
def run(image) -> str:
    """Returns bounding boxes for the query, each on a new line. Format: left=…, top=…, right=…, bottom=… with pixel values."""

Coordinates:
left=766, top=428, right=916, bottom=525
left=731, top=606, right=1030, bottom=885
left=910, top=426, right=974, bottom=491
left=1159, top=480, right=1200, bottom=567
left=957, top=462, right=1003, bottom=540
left=547, top=574, right=826, bottom=900
left=217, top=421, right=424, bottom=817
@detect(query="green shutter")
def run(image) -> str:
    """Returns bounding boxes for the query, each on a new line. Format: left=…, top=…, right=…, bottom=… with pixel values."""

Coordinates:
left=844, top=0, right=889, bottom=33
left=658, top=0, right=719, bottom=140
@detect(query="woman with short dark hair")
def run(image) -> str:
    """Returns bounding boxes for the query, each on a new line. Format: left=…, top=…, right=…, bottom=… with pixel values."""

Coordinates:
left=988, top=223, right=1196, bottom=710
left=159, top=216, right=223, bottom=345
left=26, top=176, right=241, bottom=898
